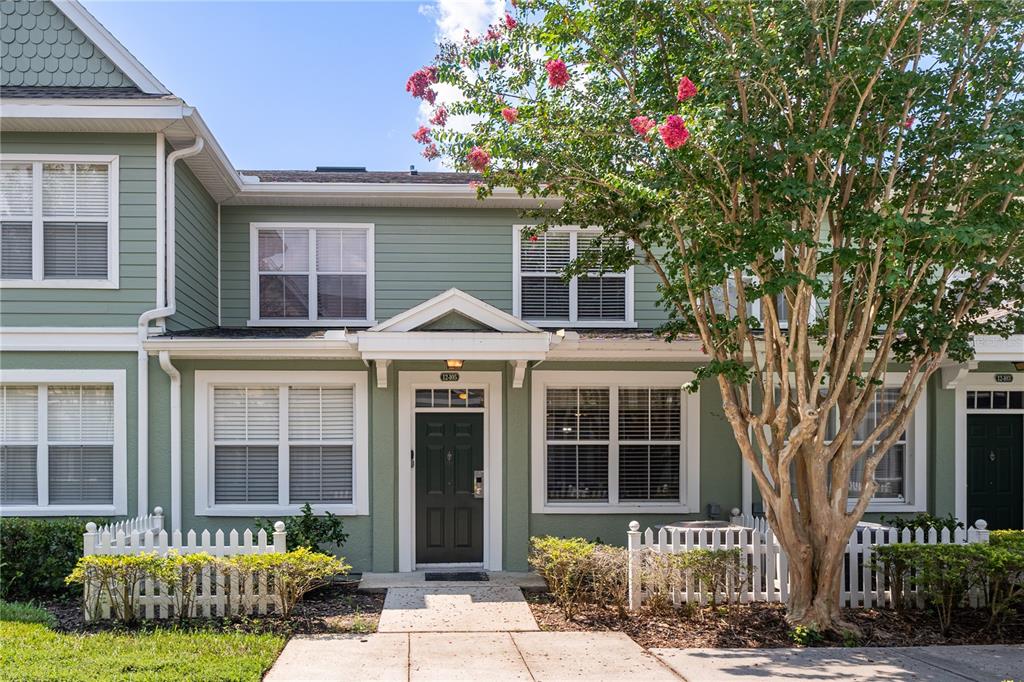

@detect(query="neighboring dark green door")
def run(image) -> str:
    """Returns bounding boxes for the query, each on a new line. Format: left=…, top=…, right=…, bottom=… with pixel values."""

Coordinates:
left=967, top=414, right=1023, bottom=530
left=415, top=413, right=484, bottom=563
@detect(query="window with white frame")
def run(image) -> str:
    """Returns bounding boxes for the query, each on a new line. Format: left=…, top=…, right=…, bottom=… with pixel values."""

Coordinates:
left=197, top=371, right=368, bottom=515
left=532, top=372, right=698, bottom=512
left=251, top=223, right=373, bottom=324
left=0, top=157, right=118, bottom=286
left=515, top=227, right=633, bottom=326
left=0, top=373, right=126, bottom=515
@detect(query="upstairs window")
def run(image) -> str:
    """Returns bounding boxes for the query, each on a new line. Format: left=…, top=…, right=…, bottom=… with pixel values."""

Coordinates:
left=250, top=223, right=374, bottom=325
left=0, top=156, right=118, bottom=288
left=514, top=226, right=634, bottom=327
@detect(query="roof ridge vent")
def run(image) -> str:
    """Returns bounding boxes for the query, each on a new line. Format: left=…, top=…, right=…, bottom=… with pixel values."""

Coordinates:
left=315, top=166, right=367, bottom=172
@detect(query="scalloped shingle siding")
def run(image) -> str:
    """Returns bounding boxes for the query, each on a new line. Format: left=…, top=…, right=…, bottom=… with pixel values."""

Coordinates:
left=0, top=0, right=134, bottom=88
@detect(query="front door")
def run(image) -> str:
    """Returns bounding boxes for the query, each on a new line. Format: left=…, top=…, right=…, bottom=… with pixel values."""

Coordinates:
left=415, top=412, right=484, bottom=563
left=967, top=414, right=1023, bottom=530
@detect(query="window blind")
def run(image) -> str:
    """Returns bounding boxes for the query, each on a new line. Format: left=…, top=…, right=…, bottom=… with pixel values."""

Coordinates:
left=1, top=386, right=39, bottom=505
left=288, top=387, right=354, bottom=503
left=213, top=387, right=280, bottom=504
left=618, top=388, right=681, bottom=501
left=545, top=388, right=610, bottom=501
left=1, top=222, right=32, bottom=279
left=41, top=164, right=110, bottom=280
left=46, top=385, right=114, bottom=506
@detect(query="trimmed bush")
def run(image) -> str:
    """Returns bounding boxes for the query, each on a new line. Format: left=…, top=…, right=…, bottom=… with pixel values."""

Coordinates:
left=0, top=517, right=90, bottom=601
left=529, top=536, right=596, bottom=618
left=66, top=552, right=167, bottom=623
left=675, top=547, right=745, bottom=607
left=255, top=503, right=349, bottom=554
left=990, top=530, right=1024, bottom=553
left=230, top=548, right=350, bottom=617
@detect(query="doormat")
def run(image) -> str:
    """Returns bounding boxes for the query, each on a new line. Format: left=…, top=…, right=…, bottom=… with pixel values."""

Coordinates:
left=424, top=571, right=489, bottom=582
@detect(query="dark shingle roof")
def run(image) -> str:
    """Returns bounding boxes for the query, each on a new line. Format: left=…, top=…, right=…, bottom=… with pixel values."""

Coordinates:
left=241, top=170, right=482, bottom=185
left=154, top=327, right=366, bottom=340
left=0, top=86, right=171, bottom=100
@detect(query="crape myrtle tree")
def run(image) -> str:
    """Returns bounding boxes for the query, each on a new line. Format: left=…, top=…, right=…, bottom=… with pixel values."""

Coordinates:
left=407, top=0, right=1024, bottom=631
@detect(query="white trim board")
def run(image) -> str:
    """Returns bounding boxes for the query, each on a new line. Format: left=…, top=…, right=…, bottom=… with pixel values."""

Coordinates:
left=370, top=288, right=540, bottom=333
left=0, top=369, right=128, bottom=517
left=0, top=327, right=138, bottom=352
left=954, top=372, right=1024, bottom=525
left=397, top=371, right=504, bottom=572
left=529, top=370, right=700, bottom=515
left=193, top=370, right=370, bottom=517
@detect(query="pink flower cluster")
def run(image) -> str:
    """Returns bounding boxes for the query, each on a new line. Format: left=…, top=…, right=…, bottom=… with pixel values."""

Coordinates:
left=412, top=126, right=432, bottom=144
left=485, top=26, right=502, bottom=41
left=630, top=115, right=656, bottom=136
left=467, top=146, right=491, bottom=172
left=505, top=12, right=518, bottom=30
left=422, top=144, right=440, bottom=160
left=545, top=59, right=570, bottom=88
left=430, top=106, right=448, bottom=127
left=406, top=66, right=438, bottom=104
left=676, top=76, right=697, bottom=102
left=502, top=107, right=519, bottom=123
left=658, top=115, right=689, bottom=149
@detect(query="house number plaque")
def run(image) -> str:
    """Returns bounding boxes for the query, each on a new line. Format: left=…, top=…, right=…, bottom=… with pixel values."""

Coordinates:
left=440, top=372, right=460, bottom=382
left=994, top=374, right=1013, bottom=383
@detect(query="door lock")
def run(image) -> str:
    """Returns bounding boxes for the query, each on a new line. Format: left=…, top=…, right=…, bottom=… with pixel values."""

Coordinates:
left=473, top=470, right=484, bottom=498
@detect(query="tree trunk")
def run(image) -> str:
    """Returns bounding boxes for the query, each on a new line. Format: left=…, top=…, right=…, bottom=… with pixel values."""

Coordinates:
left=780, top=526, right=857, bottom=633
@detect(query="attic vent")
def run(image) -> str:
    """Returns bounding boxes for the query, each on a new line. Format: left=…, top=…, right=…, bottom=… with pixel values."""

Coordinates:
left=315, top=166, right=366, bottom=173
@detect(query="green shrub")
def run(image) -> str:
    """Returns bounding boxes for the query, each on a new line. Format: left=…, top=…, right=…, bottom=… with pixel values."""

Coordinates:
left=255, top=503, right=349, bottom=554
left=528, top=536, right=596, bottom=619
left=990, top=530, right=1024, bottom=553
left=230, top=548, right=349, bottom=617
left=0, top=517, right=91, bottom=601
left=973, top=543, right=1024, bottom=629
left=149, top=551, right=217, bottom=620
left=66, top=552, right=168, bottom=624
left=874, top=544, right=979, bottom=635
left=673, top=548, right=745, bottom=607
left=789, top=624, right=824, bottom=646
left=880, top=513, right=964, bottom=535
left=0, top=600, right=56, bottom=627
left=588, top=544, right=629, bottom=615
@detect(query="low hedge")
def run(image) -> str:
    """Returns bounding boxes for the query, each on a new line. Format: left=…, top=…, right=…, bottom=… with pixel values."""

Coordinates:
left=0, top=517, right=91, bottom=602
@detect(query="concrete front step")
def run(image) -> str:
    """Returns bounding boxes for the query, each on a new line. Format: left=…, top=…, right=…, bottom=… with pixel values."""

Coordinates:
left=376, top=585, right=539, bottom=632
left=359, top=570, right=547, bottom=593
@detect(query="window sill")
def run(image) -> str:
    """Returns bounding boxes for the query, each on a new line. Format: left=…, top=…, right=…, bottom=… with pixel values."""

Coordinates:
left=0, top=504, right=122, bottom=517
left=524, top=320, right=638, bottom=329
left=247, top=319, right=377, bottom=328
left=534, top=502, right=695, bottom=515
left=199, top=503, right=365, bottom=517
left=848, top=499, right=925, bottom=513
left=0, top=279, right=117, bottom=290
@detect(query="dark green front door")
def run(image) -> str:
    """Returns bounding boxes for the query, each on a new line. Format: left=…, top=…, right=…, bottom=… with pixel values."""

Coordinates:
left=967, top=414, right=1023, bottom=530
left=415, top=413, right=484, bottom=563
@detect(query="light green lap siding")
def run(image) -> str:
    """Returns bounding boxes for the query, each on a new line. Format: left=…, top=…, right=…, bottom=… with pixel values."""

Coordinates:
left=0, top=133, right=157, bottom=327
left=0, top=351, right=139, bottom=520
left=218, top=205, right=667, bottom=329
left=169, top=163, right=218, bottom=330
left=1, top=1, right=135, bottom=88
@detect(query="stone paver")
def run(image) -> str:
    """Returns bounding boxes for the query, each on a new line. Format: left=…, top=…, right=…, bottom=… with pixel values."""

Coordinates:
left=263, top=633, right=408, bottom=682
left=512, top=631, right=681, bottom=681
left=650, top=646, right=1024, bottom=682
left=409, top=632, right=532, bottom=681
left=377, top=586, right=539, bottom=632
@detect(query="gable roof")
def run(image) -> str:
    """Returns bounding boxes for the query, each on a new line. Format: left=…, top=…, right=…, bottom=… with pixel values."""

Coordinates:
left=370, top=289, right=542, bottom=333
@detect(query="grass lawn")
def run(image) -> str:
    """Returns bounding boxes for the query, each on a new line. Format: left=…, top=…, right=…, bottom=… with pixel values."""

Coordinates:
left=0, top=617, right=285, bottom=682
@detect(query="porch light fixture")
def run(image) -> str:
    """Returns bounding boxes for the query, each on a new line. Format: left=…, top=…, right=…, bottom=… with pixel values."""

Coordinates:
left=445, top=359, right=464, bottom=370
left=1014, top=361, right=1024, bottom=371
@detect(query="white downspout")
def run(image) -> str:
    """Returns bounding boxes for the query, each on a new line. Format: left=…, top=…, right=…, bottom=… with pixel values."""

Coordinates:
left=158, top=351, right=181, bottom=531
left=136, top=135, right=204, bottom=520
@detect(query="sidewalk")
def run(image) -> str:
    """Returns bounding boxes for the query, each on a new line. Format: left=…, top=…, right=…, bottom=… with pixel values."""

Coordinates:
left=263, top=583, right=1024, bottom=681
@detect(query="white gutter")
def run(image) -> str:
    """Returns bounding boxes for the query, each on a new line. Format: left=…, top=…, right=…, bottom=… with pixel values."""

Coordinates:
left=135, top=135, right=204, bottom=518
left=158, top=351, right=181, bottom=532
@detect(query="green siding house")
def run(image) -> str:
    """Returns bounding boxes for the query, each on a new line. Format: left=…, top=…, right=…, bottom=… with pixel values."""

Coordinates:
left=2, top=0, right=1022, bottom=574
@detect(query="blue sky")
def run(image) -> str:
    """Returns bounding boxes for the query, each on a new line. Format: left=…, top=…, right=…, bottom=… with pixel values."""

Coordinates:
left=82, top=1, right=504, bottom=171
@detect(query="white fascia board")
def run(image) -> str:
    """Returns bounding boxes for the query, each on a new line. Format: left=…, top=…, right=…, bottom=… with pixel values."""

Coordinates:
left=0, top=327, right=138, bottom=352
left=371, top=288, right=541, bottom=333
left=180, top=108, right=244, bottom=195
left=0, top=100, right=186, bottom=121
left=972, top=334, right=1024, bottom=361
left=228, top=182, right=558, bottom=207
left=355, top=331, right=551, bottom=360
left=143, top=338, right=360, bottom=359
left=53, top=1, right=170, bottom=94
left=547, top=336, right=707, bottom=361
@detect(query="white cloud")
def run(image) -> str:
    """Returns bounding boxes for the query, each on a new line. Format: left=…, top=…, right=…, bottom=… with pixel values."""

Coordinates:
left=419, top=0, right=505, bottom=43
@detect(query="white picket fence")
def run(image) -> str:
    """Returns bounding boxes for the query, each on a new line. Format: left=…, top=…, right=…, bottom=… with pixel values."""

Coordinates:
left=82, top=508, right=286, bottom=621
left=626, top=515, right=991, bottom=610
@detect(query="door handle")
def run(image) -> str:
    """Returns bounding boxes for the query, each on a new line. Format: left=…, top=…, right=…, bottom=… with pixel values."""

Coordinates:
left=411, top=450, right=415, bottom=468
left=474, top=470, right=484, bottom=499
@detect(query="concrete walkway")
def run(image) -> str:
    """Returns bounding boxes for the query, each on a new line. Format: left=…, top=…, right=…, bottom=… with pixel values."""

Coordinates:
left=377, top=586, right=539, bottom=632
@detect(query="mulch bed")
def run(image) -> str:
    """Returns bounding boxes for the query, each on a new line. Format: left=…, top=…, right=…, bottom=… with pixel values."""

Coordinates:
left=44, top=580, right=384, bottom=636
left=525, top=593, right=1024, bottom=648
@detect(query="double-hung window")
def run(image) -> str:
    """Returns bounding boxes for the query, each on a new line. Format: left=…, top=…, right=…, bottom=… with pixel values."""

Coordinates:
left=0, top=370, right=127, bottom=515
left=250, top=223, right=374, bottom=325
left=514, top=226, right=634, bottom=327
left=0, top=155, right=118, bottom=287
left=531, top=371, right=698, bottom=513
left=196, top=371, right=369, bottom=515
